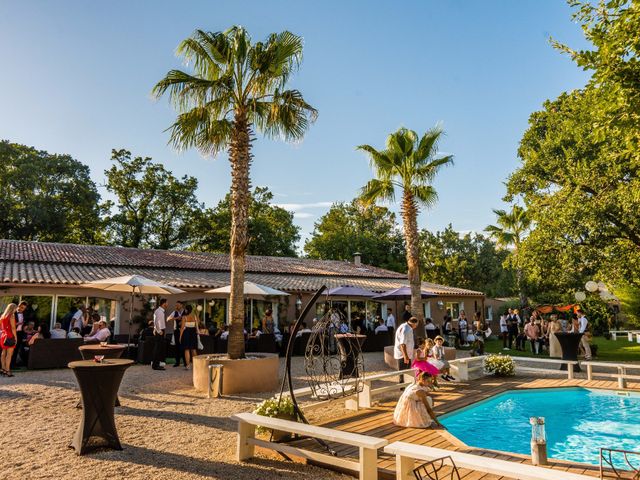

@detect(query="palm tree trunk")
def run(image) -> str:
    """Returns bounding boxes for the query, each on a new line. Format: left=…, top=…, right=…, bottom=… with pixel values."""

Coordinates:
left=401, top=191, right=425, bottom=337
left=227, top=111, right=252, bottom=360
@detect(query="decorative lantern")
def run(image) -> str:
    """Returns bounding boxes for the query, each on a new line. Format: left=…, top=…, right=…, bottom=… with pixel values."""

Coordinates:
left=585, top=281, right=599, bottom=293
left=196, top=304, right=203, bottom=312
left=529, top=417, right=548, bottom=465
left=574, top=291, right=586, bottom=302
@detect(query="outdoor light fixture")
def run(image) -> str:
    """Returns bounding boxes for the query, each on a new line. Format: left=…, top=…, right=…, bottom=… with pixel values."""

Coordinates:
left=529, top=417, right=548, bottom=465
left=295, top=296, right=303, bottom=310
left=437, top=300, right=445, bottom=310
left=149, top=297, right=156, bottom=307
left=585, top=280, right=599, bottom=293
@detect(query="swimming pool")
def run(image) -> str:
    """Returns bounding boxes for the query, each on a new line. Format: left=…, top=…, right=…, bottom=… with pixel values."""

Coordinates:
left=441, top=387, right=640, bottom=468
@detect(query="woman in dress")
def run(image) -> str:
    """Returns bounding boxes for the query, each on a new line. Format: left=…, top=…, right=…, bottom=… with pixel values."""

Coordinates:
left=548, top=314, right=562, bottom=358
left=393, top=371, right=442, bottom=428
left=1, top=303, right=18, bottom=377
left=180, top=305, right=199, bottom=369
left=261, top=309, right=275, bottom=334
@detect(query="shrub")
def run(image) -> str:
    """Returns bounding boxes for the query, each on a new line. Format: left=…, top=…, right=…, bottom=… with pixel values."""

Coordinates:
left=484, top=354, right=515, bottom=377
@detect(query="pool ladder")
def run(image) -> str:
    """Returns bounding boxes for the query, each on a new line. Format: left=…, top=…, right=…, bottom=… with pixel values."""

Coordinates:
left=599, top=448, right=640, bottom=479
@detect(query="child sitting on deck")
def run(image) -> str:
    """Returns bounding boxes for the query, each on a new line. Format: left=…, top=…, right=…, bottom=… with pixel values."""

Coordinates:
left=393, top=371, right=443, bottom=428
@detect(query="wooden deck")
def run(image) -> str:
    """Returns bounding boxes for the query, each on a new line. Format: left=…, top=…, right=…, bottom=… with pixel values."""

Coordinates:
left=282, top=375, right=640, bottom=479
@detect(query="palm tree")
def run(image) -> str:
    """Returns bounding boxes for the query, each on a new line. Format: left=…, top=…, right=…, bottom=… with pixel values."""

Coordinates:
left=152, top=27, right=317, bottom=359
left=359, top=127, right=454, bottom=330
left=485, top=205, right=531, bottom=307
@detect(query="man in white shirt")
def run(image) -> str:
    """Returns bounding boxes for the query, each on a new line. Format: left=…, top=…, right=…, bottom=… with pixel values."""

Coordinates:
left=152, top=299, right=167, bottom=370
left=296, top=322, right=312, bottom=337
left=576, top=308, right=592, bottom=360
left=394, top=317, right=418, bottom=382
left=84, top=320, right=111, bottom=343
left=50, top=322, right=67, bottom=339
left=69, top=305, right=87, bottom=333
left=385, top=308, right=396, bottom=330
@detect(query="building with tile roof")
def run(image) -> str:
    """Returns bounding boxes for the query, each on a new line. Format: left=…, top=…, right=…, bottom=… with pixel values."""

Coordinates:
left=0, top=239, right=485, bottom=334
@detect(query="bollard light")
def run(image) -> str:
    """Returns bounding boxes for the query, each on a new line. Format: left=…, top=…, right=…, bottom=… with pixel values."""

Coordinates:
left=529, top=417, right=548, bottom=465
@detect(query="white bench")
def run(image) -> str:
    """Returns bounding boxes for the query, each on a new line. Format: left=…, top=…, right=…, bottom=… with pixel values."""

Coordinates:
left=384, top=442, right=594, bottom=480
left=232, top=412, right=387, bottom=480
left=354, top=369, right=414, bottom=409
left=609, top=330, right=640, bottom=341
left=449, top=356, right=485, bottom=381
left=513, top=356, right=579, bottom=379
left=583, top=361, right=640, bottom=388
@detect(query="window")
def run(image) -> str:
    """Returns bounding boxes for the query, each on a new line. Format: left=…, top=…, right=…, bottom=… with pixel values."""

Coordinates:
left=204, top=298, right=226, bottom=328
left=55, top=296, right=120, bottom=332
left=20, top=296, right=53, bottom=328
left=424, top=301, right=432, bottom=320
left=485, top=305, right=493, bottom=321
left=446, top=302, right=460, bottom=319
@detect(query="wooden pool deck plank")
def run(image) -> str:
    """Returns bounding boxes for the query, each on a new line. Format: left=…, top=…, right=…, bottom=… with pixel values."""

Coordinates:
left=288, top=375, right=640, bottom=479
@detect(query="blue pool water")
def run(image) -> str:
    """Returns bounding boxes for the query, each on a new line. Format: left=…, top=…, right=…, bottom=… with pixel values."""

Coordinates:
left=441, top=387, right=640, bottom=468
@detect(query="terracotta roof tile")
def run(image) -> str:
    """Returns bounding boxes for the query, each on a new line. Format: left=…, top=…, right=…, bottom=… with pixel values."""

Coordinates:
left=0, top=240, right=483, bottom=296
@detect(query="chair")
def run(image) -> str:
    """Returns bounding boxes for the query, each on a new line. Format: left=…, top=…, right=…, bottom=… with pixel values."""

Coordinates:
left=293, top=332, right=312, bottom=356
left=256, top=333, right=277, bottom=353
left=413, top=456, right=461, bottom=480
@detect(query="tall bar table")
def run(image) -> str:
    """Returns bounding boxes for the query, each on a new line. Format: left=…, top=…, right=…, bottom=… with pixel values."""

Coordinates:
left=555, top=332, right=583, bottom=372
left=68, top=359, right=133, bottom=455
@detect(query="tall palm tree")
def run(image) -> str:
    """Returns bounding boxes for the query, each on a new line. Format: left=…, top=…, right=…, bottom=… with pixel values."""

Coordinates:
left=152, top=27, right=317, bottom=359
left=359, top=127, right=453, bottom=330
left=485, top=205, right=531, bottom=307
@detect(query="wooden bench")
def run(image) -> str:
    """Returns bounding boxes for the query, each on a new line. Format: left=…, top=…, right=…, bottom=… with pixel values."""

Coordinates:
left=384, top=442, right=594, bottom=480
left=513, top=356, right=579, bottom=379
left=583, top=361, right=640, bottom=388
left=609, top=330, right=640, bottom=342
left=232, top=412, right=388, bottom=480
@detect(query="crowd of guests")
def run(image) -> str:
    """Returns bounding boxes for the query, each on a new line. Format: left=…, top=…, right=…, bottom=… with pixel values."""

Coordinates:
left=0, top=301, right=115, bottom=376
left=498, top=307, right=592, bottom=360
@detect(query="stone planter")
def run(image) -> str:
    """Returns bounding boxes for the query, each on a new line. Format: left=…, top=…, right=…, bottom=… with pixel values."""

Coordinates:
left=193, top=353, right=279, bottom=395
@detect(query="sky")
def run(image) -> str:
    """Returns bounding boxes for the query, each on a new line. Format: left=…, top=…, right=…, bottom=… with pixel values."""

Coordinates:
left=0, top=1, right=592, bottom=251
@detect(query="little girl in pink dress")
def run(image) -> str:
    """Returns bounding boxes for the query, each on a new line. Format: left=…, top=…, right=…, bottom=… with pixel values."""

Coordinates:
left=393, top=371, right=442, bottom=428
left=412, top=338, right=440, bottom=377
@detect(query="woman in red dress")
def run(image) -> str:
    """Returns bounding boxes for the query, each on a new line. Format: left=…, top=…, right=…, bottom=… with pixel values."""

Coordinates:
left=1, top=303, right=18, bottom=377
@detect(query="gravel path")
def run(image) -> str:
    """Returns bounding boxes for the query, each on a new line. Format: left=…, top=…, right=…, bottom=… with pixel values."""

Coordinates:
left=1, top=352, right=392, bottom=480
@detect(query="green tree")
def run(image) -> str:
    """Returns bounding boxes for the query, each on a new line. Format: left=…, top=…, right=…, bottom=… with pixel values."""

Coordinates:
left=485, top=205, right=531, bottom=306
left=0, top=141, right=106, bottom=244
left=304, top=199, right=406, bottom=272
left=153, top=27, right=317, bottom=359
left=105, top=149, right=201, bottom=250
left=359, top=126, right=454, bottom=326
left=419, top=225, right=514, bottom=298
left=191, top=187, right=300, bottom=256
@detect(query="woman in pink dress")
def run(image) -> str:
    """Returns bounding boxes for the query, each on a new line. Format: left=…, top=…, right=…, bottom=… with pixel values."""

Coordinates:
left=1, top=303, right=18, bottom=377
left=393, top=371, right=442, bottom=428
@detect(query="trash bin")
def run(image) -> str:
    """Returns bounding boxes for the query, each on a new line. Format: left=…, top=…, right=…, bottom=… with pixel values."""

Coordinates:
left=208, top=364, right=223, bottom=398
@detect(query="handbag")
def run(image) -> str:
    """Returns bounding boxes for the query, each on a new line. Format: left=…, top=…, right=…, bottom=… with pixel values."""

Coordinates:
left=197, top=334, right=204, bottom=351
left=484, top=327, right=492, bottom=338
left=2, top=336, right=16, bottom=348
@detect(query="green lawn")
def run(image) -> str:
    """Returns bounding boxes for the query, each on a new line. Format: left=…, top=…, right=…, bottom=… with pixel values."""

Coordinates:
left=482, top=336, right=640, bottom=362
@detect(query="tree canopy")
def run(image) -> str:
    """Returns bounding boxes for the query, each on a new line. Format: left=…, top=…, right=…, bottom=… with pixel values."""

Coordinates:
left=420, top=225, right=515, bottom=298
left=104, top=149, right=201, bottom=250
left=0, top=141, right=106, bottom=245
left=191, top=186, right=300, bottom=257
left=304, top=199, right=405, bottom=272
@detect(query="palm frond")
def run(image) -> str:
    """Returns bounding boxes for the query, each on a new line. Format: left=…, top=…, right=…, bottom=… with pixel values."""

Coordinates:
left=356, top=144, right=395, bottom=175
left=252, top=89, right=317, bottom=141
left=410, top=185, right=438, bottom=208
left=360, top=178, right=395, bottom=206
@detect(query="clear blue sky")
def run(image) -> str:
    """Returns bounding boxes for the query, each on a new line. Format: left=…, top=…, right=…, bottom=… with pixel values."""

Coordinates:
left=0, top=1, right=591, bottom=249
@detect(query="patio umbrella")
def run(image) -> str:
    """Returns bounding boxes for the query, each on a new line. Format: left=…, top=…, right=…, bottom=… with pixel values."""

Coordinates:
left=81, top=275, right=186, bottom=350
left=372, top=286, right=437, bottom=301
left=326, top=285, right=377, bottom=297
left=205, top=281, right=289, bottom=298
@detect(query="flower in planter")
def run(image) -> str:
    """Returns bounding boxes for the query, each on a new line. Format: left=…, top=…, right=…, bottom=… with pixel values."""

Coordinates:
left=253, top=396, right=296, bottom=434
left=483, top=353, right=515, bottom=377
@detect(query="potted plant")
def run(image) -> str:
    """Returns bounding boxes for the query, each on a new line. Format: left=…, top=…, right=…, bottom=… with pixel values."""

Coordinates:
left=253, top=396, right=296, bottom=441
left=483, top=354, right=516, bottom=377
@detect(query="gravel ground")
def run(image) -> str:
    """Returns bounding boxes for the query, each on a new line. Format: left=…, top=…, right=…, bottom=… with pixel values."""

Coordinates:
left=0, top=352, right=392, bottom=480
